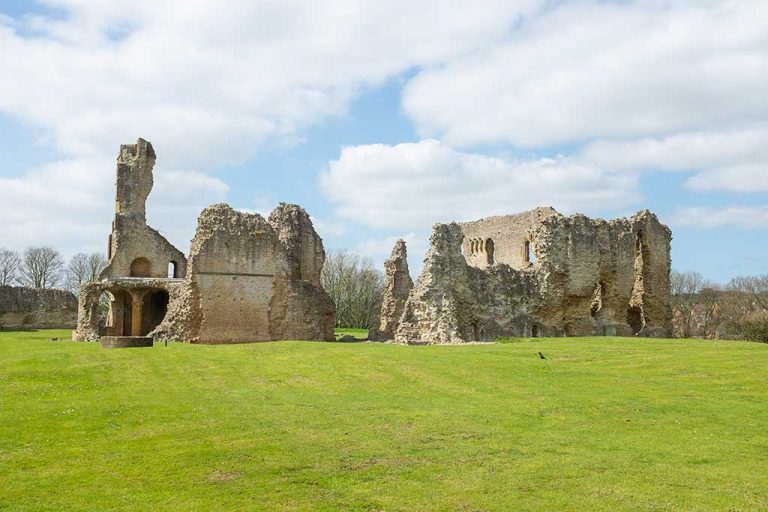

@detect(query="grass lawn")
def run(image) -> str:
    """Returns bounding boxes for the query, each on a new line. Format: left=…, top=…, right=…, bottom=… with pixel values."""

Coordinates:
left=1, top=330, right=767, bottom=511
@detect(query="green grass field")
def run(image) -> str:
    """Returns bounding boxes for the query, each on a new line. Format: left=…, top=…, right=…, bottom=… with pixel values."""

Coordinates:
left=1, top=330, right=767, bottom=511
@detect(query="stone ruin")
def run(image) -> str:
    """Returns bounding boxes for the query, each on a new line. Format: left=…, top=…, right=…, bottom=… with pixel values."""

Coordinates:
left=369, top=239, right=413, bottom=341
left=73, top=138, right=335, bottom=343
left=72, top=138, right=672, bottom=345
left=0, top=286, right=77, bottom=330
left=375, top=207, right=672, bottom=343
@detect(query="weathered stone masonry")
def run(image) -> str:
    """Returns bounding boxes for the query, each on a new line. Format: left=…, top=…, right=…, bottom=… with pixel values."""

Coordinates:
left=0, top=286, right=77, bottom=329
left=378, top=208, right=672, bottom=344
left=74, top=138, right=334, bottom=343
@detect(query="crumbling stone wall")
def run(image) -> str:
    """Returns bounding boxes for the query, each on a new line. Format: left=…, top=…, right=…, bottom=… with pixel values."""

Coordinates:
left=370, top=239, right=413, bottom=341
left=392, top=209, right=672, bottom=344
left=100, top=138, right=187, bottom=280
left=73, top=278, right=184, bottom=341
left=0, top=286, right=77, bottom=329
left=153, top=204, right=335, bottom=343
left=368, top=239, right=413, bottom=341
left=268, top=203, right=325, bottom=287
left=75, top=138, right=334, bottom=344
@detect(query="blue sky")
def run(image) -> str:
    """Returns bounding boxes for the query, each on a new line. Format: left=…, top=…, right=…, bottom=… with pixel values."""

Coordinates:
left=0, top=0, right=766, bottom=283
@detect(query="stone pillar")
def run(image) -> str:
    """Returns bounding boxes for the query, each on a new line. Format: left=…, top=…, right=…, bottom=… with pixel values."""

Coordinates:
left=129, top=290, right=147, bottom=336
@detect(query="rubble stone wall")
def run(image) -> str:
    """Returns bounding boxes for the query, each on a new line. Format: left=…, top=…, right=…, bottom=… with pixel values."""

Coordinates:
left=156, top=204, right=335, bottom=343
left=75, top=138, right=334, bottom=344
left=100, top=138, right=187, bottom=280
left=370, top=239, right=413, bottom=341
left=0, top=285, right=78, bottom=329
left=392, top=209, right=672, bottom=344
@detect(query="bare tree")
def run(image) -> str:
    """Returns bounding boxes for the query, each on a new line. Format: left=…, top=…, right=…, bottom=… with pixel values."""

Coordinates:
left=670, top=270, right=706, bottom=338
left=698, top=286, right=723, bottom=339
left=0, top=247, right=21, bottom=286
left=321, top=249, right=385, bottom=329
left=728, top=275, right=768, bottom=310
left=66, top=252, right=107, bottom=293
left=723, top=275, right=768, bottom=340
left=18, top=247, right=65, bottom=290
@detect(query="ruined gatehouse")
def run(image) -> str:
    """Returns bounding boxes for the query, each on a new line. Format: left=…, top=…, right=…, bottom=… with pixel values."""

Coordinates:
left=73, top=138, right=335, bottom=343
left=377, top=208, right=672, bottom=343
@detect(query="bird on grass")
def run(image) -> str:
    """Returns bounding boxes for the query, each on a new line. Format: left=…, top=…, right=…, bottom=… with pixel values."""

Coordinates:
left=538, top=352, right=546, bottom=360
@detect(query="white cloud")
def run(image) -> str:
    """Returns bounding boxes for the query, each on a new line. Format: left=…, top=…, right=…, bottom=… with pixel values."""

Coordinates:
left=0, top=0, right=541, bottom=162
left=0, top=155, right=227, bottom=256
left=578, top=126, right=768, bottom=192
left=579, top=127, right=768, bottom=173
left=319, top=139, right=638, bottom=231
left=684, top=164, right=768, bottom=193
left=352, top=232, right=426, bottom=271
left=673, top=206, right=768, bottom=229
left=0, top=0, right=540, bottom=256
left=403, top=1, right=768, bottom=148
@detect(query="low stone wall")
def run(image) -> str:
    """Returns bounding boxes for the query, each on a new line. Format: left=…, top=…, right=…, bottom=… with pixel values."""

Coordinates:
left=100, top=336, right=154, bottom=348
left=0, top=285, right=78, bottom=330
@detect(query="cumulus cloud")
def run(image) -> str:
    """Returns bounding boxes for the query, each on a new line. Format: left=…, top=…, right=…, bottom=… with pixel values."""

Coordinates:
left=673, top=206, right=768, bottom=229
left=0, top=155, right=228, bottom=254
left=320, top=139, right=638, bottom=231
left=578, top=126, right=768, bottom=192
left=352, top=232, right=426, bottom=271
left=0, top=0, right=539, bottom=255
left=403, top=1, right=768, bottom=148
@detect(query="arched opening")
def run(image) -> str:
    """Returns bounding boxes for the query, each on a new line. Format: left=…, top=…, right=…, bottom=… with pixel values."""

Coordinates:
left=142, top=289, right=169, bottom=336
left=627, top=305, right=644, bottom=335
left=532, top=325, right=540, bottom=338
left=98, top=289, right=132, bottom=336
left=485, top=238, right=495, bottom=265
left=130, top=257, right=152, bottom=277
left=168, top=261, right=178, bottom=278
left=96, top=291, right=114, bottom=335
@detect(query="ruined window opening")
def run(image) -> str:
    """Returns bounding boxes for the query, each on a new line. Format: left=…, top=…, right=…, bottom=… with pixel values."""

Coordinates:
left=525, top=240, right=537, bottom=264
left=485, top=238, right=495, bottom=265
left=130, top=257, right=151, bottom=278
left=168, top=261, right=178, bottom=278
left=627, top=305, right=643, bottom=335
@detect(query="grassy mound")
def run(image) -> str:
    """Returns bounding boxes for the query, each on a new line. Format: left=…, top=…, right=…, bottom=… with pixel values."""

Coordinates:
left=1, top=330, right=767, bottom=510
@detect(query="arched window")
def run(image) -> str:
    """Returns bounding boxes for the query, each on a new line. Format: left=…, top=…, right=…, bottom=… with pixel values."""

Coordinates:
left=168, top=261, right=178, bottom=278
left=130, top=257, right=151, bottom=277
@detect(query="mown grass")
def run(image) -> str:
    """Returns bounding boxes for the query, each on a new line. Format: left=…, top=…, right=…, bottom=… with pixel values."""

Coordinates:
left=1, top=330, right=767, bottom=511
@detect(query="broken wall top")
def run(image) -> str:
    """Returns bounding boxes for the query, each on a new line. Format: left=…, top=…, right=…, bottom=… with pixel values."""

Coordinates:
left=115, top=138, right=156, bottom=221
left=100, top=138, right=187, bottom=280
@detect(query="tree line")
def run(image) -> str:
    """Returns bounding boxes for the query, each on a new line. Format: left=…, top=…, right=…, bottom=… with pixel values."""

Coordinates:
left=0, top=246, right=106, bottom=294
left=671, top=271, right=768, bottom=342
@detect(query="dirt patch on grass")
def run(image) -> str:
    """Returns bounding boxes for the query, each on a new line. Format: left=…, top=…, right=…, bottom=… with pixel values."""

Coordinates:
left=207, top=470, right=243, bottom=483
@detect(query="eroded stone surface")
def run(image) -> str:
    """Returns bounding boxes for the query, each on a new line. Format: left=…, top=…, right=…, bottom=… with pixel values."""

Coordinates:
left=370, top=239, right=413, bottom=341
left=392, top=209, right=672, bottom=343
left=75, top=139, right=334, bottom=343
left=100, top=138, right=187, bottom=280
left=0, top=285, right=77, bottom=329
